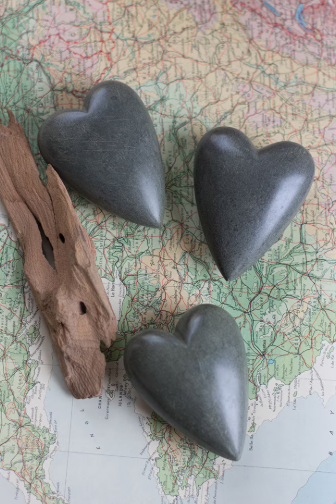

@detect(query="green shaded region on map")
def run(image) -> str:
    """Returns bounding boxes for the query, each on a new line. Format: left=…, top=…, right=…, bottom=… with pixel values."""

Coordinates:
left=1, top=0, right=336, bottom=502
left=148, top=413, right=218, bottom=496
left=0, top=229, right=64, bottom=502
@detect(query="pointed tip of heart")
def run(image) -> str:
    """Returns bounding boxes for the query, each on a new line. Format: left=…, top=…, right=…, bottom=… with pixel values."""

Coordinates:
left=134, top=200, right=164, bottom=228
left=230, top=449, right=242, bottom=462
left=219, top=431, right=245, bottom=461
left=220, top=444, right=242, bottom=462
left=223, top=268, right=247, bottom=282
left=223, top=270, right=238, bottom=282
left=216, top=261, right=245, bottom=283
left=145, top=204, right=164, bottom=228
left=142, top=215, right=163, bottom=228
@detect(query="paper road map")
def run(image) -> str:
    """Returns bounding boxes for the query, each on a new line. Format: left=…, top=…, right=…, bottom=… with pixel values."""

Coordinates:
left=1, top=1, right=336, bottom=503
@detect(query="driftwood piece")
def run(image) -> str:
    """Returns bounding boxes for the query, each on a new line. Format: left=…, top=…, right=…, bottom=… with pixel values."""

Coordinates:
left=0, top=111, right=117, bottom=399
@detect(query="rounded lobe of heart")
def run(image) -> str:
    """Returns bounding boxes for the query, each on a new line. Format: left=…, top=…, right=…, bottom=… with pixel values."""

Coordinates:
left=124, top=304, right=248, bottom=460
left=38, top=81, right=165, bottom=228
left=194, top=127, right=315, bottom=280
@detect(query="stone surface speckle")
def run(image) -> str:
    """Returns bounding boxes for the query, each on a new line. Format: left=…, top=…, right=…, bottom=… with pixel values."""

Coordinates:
left=194, top=127, right=315, bottom=280
left=38, top=81, right=165, bottom=227
left=124, top=304, right=248, bottom=461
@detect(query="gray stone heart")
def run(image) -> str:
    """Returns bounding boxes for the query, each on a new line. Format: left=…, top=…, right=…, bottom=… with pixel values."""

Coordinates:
left=38, top=81, right=165, bottom=227
left=124, top=304, right=248, bottom=460
left=194, top=127, right=315, bottom=280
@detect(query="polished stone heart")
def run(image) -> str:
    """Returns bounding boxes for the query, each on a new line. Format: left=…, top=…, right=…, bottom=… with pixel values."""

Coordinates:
left=124, top=304, right=248, bottom=460
left=194, top=127, right=315, bottom=280
left=38, top=81, right=165, bottom=227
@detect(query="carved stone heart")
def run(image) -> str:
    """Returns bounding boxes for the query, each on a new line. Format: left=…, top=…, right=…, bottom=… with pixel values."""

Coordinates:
left=38, top=81, right=165, bottom=227
left=124, top=304, right=248, bottom=460
left=194, top=127, right=315, bottom=280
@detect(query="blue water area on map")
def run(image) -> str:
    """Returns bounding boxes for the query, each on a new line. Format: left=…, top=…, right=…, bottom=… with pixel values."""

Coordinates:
left=292, top=453, right=336, bottom=504
left=0, top=475, right=26, bottom=504
left=264, top=1, right=279, bottom=15
left=208, top=393, right=336, bottom=504
left=268, top=359, right=274, bottom=364
left=295, top=4, right=309, bottom=31
left=45, top=360, right=168, bottom=504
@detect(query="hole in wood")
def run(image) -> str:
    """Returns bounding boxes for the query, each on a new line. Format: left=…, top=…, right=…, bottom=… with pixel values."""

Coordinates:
left=34, top=217, right=55, bottom=269
left=59, top=233, right=65, bottom=243
left=79, top=302, right=87, bottom=315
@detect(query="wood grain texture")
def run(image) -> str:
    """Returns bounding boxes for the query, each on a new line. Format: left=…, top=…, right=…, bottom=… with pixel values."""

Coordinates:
left=0, top=111, right=117, bottom=399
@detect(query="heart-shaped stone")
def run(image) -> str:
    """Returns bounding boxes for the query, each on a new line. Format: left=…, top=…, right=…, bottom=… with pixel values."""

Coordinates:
left=194, top=127, right=315, bottom=280
left=38, top=81, right=165, bottom=227
left=124, top=304, right=248, bottom=460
